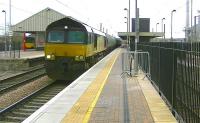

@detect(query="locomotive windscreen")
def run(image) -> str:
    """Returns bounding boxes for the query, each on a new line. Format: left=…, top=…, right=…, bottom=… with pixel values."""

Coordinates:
left=48, top=31, right=64, bottom=43
left=47, top=30, right=86, bottom=43
left=67, top=31, right=86, bottom=43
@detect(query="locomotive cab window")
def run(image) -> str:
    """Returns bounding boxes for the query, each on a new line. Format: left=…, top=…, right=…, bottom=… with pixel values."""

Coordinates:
left=48, top=31, right=64, bottom=43
left=26, top=37, right=35, bottom=43
left=67, top=31, right=86, bottom=43
left=94, top=34, right=97, bottom=48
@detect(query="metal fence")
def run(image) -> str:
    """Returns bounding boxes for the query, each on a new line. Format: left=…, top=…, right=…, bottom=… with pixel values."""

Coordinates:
left=138, top=42, right=200, bottom=123
left=0, top=41, right=21, bottom=58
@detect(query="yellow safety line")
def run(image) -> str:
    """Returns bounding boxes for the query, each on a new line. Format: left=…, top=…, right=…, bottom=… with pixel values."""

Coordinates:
left=82, top=49, right=121, bottom=123
left=136, top=74, right=177, bottom=122
left=61, top=49, right=121, bottom=123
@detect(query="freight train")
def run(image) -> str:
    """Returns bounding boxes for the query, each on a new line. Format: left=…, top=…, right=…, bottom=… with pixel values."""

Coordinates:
left=45, top=17, right=121, bottom=80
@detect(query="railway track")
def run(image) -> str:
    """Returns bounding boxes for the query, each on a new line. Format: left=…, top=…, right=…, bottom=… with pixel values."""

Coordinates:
left=0, top=82, right=67, bottom=122
left=0, top=66, right=46, bottom=95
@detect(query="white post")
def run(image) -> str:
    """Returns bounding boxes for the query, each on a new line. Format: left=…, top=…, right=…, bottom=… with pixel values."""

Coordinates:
left=9, top=0, right=12, bottom=57
left=171, top=10, right=176, bottom=41
left=186, top=0, right=189, bottom=42
left=161, top=18, right=165, bottom=41
left=124, top=8, right=129, bottom=49
left=2, top=10, right=7, bottom=55
left=156, top=22, right=159, bottom=32
left=128, top=0, right=130, bottom=50
left=134, top=0, right=139, bottom=76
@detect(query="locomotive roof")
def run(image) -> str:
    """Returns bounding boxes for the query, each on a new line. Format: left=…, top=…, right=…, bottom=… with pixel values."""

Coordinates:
left=47, top=17, right=105, bottom=36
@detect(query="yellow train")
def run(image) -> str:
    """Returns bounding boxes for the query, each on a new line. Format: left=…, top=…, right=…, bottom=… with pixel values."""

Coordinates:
left=45, top=17, right=121, bottom=80
left=24, top=33, right=35, bottom=49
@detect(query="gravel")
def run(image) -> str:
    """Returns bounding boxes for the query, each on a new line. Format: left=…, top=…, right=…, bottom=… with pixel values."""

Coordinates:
left=0, top=76, right=54, bottom=108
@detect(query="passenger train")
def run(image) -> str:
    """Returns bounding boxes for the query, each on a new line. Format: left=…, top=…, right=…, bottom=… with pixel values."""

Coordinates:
left=45, top=17, right=121, bottom=80
left=24, top=33, right=35, bottom=49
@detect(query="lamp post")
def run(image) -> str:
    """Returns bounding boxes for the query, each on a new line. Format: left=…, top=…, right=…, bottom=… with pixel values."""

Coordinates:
left=171, top=9, right=176, bottom=41
left=191, top=0, right=193, bottom=28
left=2, top=10, right=7, bottom=54
left=161, top=18, right=165, bottom=33
left=194, top=16, right=197, bottom=42
left=9, top=0, right=11, bottom=26
left=124, top=8, right=129, bottom=49
left=9, top=0, right=12, bottom=57
left=124, top=16, right=128, bottom=46
left=171, top=10, right=176, bottom=108
left=156, top=22, right=159, bottom=32
left=194, top=15, right=197, bottom=51
left=161, top=18, right=165, bottom=40
left=134, top=0, right=139, bottom=76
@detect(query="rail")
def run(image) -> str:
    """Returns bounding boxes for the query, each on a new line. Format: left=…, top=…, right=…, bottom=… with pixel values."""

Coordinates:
left=0, top=82, right=67, bottom=122
left=0, top=66, right=46, bottom=94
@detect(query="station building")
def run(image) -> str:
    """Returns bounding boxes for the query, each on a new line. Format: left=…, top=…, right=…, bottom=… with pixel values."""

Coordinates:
left=11, top=8, right=66, bottom=50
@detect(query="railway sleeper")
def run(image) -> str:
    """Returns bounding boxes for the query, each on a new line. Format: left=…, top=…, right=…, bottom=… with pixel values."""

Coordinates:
left=40, top=93, right=59, bottom=97
left=46, top=88, right=64, bottom=91
left=17, top=108, right=36, bottom=113
left=12, top=111, right=32, bottom=117
left=37, top=95, right=54, bottom=98
left=27, top=101, right=45, bottom=106
left=4, top=115, right=26, bottom=121
left=31, top=99, right=49, bottom=103
left=22, top=105, right=40, bottom=110
left=34, top=96, right=51, bottom=100
left=43, top=90, right=62, bottom=94
left=50, top=86, right=66, bottom=89
left=39, top=95, right=57, bottom=98
left=23, top=105, right=40, bottom=109
left=33, top=97, right=49, bottom=101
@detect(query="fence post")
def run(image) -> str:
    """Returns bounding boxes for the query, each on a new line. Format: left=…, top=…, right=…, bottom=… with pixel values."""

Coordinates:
left=172, top=48, right=177, bottom=115
left=18, top=42, right=20, bottom=58
left=14, top=41, right=15, bottom=58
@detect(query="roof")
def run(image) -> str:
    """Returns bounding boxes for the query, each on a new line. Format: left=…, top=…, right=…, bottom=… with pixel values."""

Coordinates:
left=11, top=8, right=66, bottom=32
left=118, top=32, right=164, bottom=39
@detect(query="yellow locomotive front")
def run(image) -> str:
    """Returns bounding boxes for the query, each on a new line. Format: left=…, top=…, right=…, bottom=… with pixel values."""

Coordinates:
left=45, top=17, right=118, bottom=80
left=45, top=18, right=89, bottom=80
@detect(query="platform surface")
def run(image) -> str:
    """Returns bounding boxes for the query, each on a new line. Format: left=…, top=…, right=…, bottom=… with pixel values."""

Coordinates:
left=0, top=49, right=44, bottom=59
left=23, top=48, right=177, bottom=123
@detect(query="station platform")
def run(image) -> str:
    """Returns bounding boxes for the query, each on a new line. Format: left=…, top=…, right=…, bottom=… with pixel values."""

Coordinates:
left=0, top=49, right=44, bottom=59
left=0, top=50, right=44, bottom=79
left=23, top=48, right=177, bottom=123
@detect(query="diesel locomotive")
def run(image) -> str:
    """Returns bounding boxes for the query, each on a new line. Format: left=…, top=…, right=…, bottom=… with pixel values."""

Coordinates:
left=45, top=17, right=120, bottom=80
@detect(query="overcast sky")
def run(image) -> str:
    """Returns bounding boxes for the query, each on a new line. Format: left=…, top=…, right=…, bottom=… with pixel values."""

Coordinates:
left=0, top=0, right=200, bottom=38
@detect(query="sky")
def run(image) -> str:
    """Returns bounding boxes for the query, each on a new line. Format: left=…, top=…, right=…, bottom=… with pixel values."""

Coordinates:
left=0, top=0, right=200, bottom=38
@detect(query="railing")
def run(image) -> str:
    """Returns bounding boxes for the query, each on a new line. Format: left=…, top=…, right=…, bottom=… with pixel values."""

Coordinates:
left=121, top=50, right=150, bottom=77
left=0, top=41, right=21, bottom=58
left=138, top=42, right=200, bottom=123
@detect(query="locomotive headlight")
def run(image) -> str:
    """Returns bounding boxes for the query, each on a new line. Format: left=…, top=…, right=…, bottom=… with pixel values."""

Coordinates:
left=46, top=54, right=55, bottom=60
left=75, top=56, right=79, bottom=61
left=46, top=55, right=51, bottom=59
left=74, top=56, right=85, bottom=61
left=79, top=56, right=85, bottom=61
